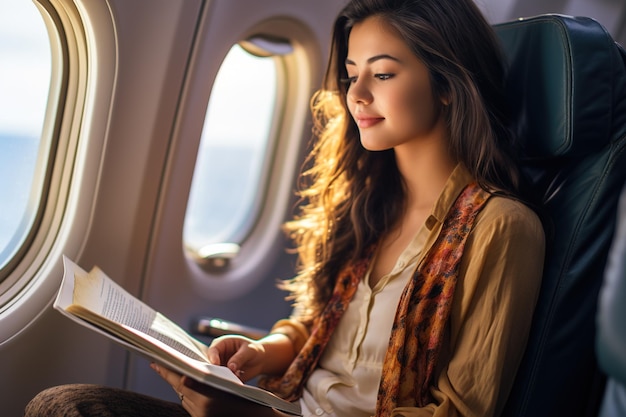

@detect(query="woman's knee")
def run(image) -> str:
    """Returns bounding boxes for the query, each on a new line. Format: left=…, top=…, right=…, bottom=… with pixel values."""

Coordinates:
left=24, top=383, right=188, bottom=417
left=24, top=384, right=94, bottom=417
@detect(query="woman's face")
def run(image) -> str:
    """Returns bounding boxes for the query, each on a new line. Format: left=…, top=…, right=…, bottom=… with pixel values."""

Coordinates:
left=345, top=16, right=447, bottom=152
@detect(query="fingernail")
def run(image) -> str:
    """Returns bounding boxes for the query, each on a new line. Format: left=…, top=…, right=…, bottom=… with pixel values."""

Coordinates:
left=150, top=363, right=159, bottom=372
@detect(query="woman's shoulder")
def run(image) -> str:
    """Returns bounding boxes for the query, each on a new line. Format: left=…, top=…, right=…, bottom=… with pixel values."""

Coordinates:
left=483, top=193, right=537, bottom=214
left=476, top=194, right=545, bottom=239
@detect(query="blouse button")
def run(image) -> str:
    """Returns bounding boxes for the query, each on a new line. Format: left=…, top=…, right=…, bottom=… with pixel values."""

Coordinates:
left=315, top=408, right=324, bottom=415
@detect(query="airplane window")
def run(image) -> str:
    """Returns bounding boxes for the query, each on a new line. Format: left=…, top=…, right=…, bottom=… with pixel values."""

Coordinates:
left=183, top=44, right=279, bottom=253
left=0, top=1, right=51, bottom=272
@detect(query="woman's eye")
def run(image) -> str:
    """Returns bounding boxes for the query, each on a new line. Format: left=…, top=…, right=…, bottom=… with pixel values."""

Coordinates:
left=375, top=73, right=394, bottom=80
left=340, top=73, right=393, bottom=85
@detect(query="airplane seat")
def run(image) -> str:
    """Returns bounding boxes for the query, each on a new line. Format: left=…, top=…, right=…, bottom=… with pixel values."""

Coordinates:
left=596, top=184, right=626, bottom=417
left=493, top=14, right=626, bottom=417
left=192, top=13, right=626, bottom=417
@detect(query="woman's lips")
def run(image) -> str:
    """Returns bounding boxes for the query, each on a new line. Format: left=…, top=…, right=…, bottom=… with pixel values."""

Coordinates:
left=356, top=116, right=384, bottom=128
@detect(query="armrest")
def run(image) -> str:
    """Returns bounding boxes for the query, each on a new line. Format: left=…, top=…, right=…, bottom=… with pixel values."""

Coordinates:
left=191, top=317, right=268, bottom=340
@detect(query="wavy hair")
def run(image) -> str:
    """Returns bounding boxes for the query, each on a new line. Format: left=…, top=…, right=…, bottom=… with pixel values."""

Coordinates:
left=281, top=0, right=525, bottom=326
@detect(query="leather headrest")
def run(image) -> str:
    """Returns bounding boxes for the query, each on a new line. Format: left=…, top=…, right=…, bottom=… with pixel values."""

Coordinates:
left=494, top=14, right=626, bottom=159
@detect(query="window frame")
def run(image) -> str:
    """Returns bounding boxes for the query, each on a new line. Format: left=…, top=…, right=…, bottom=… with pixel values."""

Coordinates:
left=183, top=43, right=288, bottom=253
left=150, top=12, right=325, bottom=300
left=0, top=0, right=117, bottom=342
left=0, top=0, right=66, bottom=284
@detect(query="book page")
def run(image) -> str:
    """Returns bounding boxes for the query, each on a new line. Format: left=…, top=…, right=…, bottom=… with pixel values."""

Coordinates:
left=70, top=262, right=208, bottom=363
left=55, top=256, right=302, bottom=415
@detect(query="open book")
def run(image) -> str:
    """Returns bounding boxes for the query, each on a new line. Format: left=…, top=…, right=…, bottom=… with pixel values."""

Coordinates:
left=54, top=255, right=301, bottom=416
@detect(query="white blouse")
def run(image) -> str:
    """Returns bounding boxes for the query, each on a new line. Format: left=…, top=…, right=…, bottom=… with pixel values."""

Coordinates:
left=299, top=225, right=428, bottom=417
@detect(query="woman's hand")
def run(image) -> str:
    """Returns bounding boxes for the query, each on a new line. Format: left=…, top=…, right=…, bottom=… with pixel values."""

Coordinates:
left=151, top=363, right=292, bottom=417
left=207, top=335, right=268, bottom=382
left=151, top=332, right=297, bottom=417
left=151, top=363, right=217, bottom=417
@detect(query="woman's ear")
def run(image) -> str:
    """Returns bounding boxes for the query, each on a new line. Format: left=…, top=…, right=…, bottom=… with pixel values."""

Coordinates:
left=440, top=95, right=450, bottom=106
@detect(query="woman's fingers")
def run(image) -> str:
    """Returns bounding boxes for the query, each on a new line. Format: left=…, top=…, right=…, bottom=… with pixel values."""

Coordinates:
left=150, top=363, right=184, bottom=395
left=150, top=364, right=209, bottom=417
left=207, top=335, right=248, bottom=365
left=226, top=342, right=261, bottom=374
left=207, top=335, right=264, bottom=380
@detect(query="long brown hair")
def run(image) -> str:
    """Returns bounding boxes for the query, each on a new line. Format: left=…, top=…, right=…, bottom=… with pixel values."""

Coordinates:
left=282, top=0, right=524, bottom=326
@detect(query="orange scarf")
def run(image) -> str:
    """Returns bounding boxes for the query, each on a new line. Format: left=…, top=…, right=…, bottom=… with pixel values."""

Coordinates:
left=260, top=183, right=490, bottom=414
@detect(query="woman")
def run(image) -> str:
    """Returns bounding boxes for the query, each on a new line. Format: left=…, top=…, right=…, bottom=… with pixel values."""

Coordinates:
left=25, top=0, right=545, bottom=416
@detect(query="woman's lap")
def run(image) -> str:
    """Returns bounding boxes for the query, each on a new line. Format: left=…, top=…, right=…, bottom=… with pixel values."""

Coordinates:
left=23, top=384, right=189, bottom=417
left=24, top=384, right=300, bottom=417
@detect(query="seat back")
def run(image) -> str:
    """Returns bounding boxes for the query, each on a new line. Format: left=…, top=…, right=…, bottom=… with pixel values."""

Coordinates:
left=493, top=14, right=626, bottom=417
left=596, top=184, right=626, bottom=417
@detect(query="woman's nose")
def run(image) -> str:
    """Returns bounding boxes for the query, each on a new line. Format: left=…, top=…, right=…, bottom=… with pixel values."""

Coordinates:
left=347, top=78, right=372, bottom=105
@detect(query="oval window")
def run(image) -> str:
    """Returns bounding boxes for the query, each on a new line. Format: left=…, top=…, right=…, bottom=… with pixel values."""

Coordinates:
left=183, top=43, right=280, bottom=252
left=0, top=1, right=52, bottom=271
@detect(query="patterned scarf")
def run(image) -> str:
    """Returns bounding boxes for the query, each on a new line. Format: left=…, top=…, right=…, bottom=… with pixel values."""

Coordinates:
left=260, top=183, right=490, bottom=414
